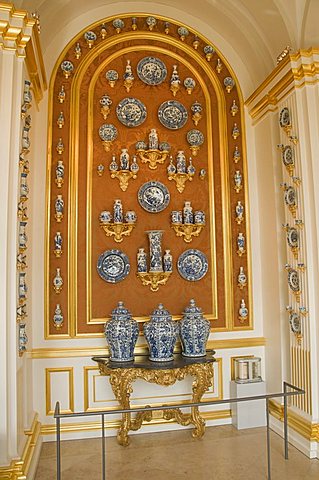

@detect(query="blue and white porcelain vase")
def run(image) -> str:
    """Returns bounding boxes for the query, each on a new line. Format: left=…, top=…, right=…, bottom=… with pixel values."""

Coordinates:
left=105, top=301, right=139, bottom=362
left=180, top=299, right=210, bottom=357
left=144, top=304, right=178, bottom=362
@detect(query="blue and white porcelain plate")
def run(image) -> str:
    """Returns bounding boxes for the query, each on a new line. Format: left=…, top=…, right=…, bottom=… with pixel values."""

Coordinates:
left=288, top=269, right=300, bottom=292
left=177, top=249, right=208, bottom=281
left=97, top=249, right=130, bottom=283
left=84, top=31, right=97, bottom=42
left=158, top=100, right=188, bottom=130
left=279, top=107, right=291, bottom=128
left=187, top=129, right=204, bottom=146
left=138, top=181, right=170, bottom=213
left=284, top=186, right=297, bottom=206
left=116, top=97, right=147, bottom=127
left=98, top=124, right=118, bottom=142
left=289, top=312, right=301, bottom=334
left=283, top=145, right=294, bottom=166
left=137, top=57, right=167, bottom=85
left=287, top=227, right=299, bottom=249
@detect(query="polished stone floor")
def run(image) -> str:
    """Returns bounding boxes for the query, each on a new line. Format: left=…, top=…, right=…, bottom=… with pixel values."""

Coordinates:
left=35, top=425, right=319, bottom=480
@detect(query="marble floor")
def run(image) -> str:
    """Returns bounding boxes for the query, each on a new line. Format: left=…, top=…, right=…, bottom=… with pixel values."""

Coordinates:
left=35, top=425, right=319, bottom=480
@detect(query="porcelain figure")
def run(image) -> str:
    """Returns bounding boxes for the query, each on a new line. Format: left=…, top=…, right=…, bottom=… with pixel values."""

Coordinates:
left=237, top=232, right=245, bottom=255
left=163, top=250, right=173, bottom=272
left=97, top=164, right=105, bottom=176
left=22, top=128, right=30, bottom=150
left=149, top=128, right=159, bottom=149
left=54, top=232, right=63, bottom=252
left=20, top=173, right=29, bottom=199
left=125, top=211, right=137, bottom=224
left=120, top=148, right=130, bottom=170
left=183, top=201, right=193, bottom=224
left=109, top=155, right=118, bottom=172
left=55, top=195, right=64, bottom=219
left=239, top=299, right=248, bottom=320
left=194, top=210, right=205, bottom=224
left=105, top=301, right=139, bottom=362
left=147, top=230, right=163, bottom=272
left=167, top=157, right=176, bottom=175
left=171, top=210, right=183, bottom=224
left=99, top=211, right=112, bottom=223
left=231, top=100, right=239, bottom=116
left=19, top=222, right=27, bottom=249
left=170, top=65, right=181, bottom=96
left=234, top=170, right=242, bottom=191
left=238, top=266, right=247, bottom=288
left=123, top=59, right=134, bottom=81
left=56, top=138, right=64, bottom=154
left=55, top=159, right=64, bottom=186
left=113, top=199, right=123, bottom=223
left=176, top=150, right=186, bottom=173
left=74, top=42, right=82, bottom=58
left=53, top=304, right=64, bottom=329
left=130, top=156, right=139, bottom=173
left=57, top=111, right=64, bottom=128
left=19, top=323, right=28, bottom=355
left=179, top=299, right=210, bottom=357
left=23, top=80, right=32, bottom=103
left=137, top=248, right=147, bottom=273
left=235, top=201, right=244, bottom=223
left=232, top=123, right=240, bottom=139
left=143, top=304, right=178, bottom=362
left=233, top=146, right=241, bottom=163
left=187, top=158, right=196, bottom=175
left=58, top=85, right=66, bottom=103
left=53, top=267, right=63, bottom=293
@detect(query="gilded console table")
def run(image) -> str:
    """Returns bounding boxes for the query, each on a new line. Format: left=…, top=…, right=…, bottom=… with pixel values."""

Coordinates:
left=92, top=352, right=215, bottom=446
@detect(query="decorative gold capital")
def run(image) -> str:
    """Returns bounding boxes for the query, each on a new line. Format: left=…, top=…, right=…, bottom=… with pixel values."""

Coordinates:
left=168, top=171, right=194, bottom=193
left=136, top=148, right=169, bottom=170
left=110, top=170, right=137, bottom=191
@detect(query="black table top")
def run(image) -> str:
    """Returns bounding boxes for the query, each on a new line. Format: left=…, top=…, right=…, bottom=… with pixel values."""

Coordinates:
left=92, top=350, right=216, bottom=370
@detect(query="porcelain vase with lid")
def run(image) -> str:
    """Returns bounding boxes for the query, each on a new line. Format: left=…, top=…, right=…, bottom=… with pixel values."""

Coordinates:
left=143, top=304, right=178, bottom=361
left=179, top=299, right=210, bottom=357
left=104, top=301, right=139, bottom=362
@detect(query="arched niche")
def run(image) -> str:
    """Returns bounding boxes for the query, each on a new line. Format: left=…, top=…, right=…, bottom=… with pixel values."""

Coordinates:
left=45, top=14, right=251, bottom=338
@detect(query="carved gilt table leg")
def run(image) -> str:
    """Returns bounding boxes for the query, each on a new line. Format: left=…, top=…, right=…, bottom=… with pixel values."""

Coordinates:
left=189, top=363, right=214, bottom=438
left=108, top=369, right=137, bottom=446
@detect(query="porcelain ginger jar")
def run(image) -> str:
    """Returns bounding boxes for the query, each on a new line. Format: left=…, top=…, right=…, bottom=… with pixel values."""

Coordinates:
left=104, top=301, right=139, bottom=362
left=143, top=304, right=178, bottom=362
left=180, top=299, right=210, bottom=357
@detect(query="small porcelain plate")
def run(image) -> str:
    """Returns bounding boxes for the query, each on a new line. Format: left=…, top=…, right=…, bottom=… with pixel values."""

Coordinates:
left=138, top=181, right=170, bottom=213
left=137, top=57, right=167, bottom=85
left=97, top=249, right=130, bottom=283
left=279, top=107, right=291, bottom=128
left=116, top=97, right=147, bottom=127
left=287, top=268, right=300, bottom=292
left=283, top=145, right=294, bottom=166
left=98, top=124, right=118, bottom=142
left=289, top=312, right=301, bottom=334
left=287, top=227, right=299, bottom=249
left=158, top=100, right=188, bottom=130
left=177, top=249, right=208, bottom=281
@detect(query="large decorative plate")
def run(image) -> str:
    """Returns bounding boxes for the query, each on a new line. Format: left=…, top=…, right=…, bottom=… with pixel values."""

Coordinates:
left=177, top=249, right=208, bottom=281
left=98, top=124, right=118, bottom=142
left=158, top=100, right=188, bottom=130
left=284, top=186, right=297, bottom=207
left=137, top=57, right=167, bottom=85
left=283, top=145, right=294, bottom=166
left=116, top=98, right=147, bottom=127
left=97, top=249, right=130, bottom=283
left=287, top=227, right=299, bottom=249
left=287, top=269, right=300, bottom=292
left=138, top=181, right=170, bottom=213
left=279, top=107, right=291, bottom=128
left=289, top=312, right=301, bottom=334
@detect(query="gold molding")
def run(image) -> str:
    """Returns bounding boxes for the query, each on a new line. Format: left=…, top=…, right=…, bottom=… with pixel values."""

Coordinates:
left=269, top=400, right=319, bottom=442
left=84, top=42, right=218, bottom=325
left=45, top=367, right=74, bottom=415
left=40, top=408, right=231, bottom=436
left=29, top=337, right=266, bottom=359
left=0, top=413, right=41, bottom=480
left=246, top=48, right=319, bottom=121
left=0, top=2, right=47, bottom=103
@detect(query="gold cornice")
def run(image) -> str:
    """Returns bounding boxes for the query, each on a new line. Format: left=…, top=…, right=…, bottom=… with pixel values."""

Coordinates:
left=269, top=400, right=319, bottom=442
left=29, top=337, right=266, bottom=358
left=0, top=413, right=41, bottom=480
left=246, top=48, right=319, bottom=121
left=0, top=2, right=47, bottom=102
left=40, top=408, right=231, bottom=435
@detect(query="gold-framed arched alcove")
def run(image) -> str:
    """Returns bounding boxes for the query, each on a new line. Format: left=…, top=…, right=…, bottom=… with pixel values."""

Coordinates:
left=45, top=13, right=251, bottom=339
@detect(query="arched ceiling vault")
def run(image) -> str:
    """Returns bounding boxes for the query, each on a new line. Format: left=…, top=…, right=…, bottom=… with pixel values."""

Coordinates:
left=12, top=0, right=319, bottom=96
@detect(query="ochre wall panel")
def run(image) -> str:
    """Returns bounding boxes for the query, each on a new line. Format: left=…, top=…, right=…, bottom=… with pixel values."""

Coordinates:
left=47, top=15, right=249, bottom=337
